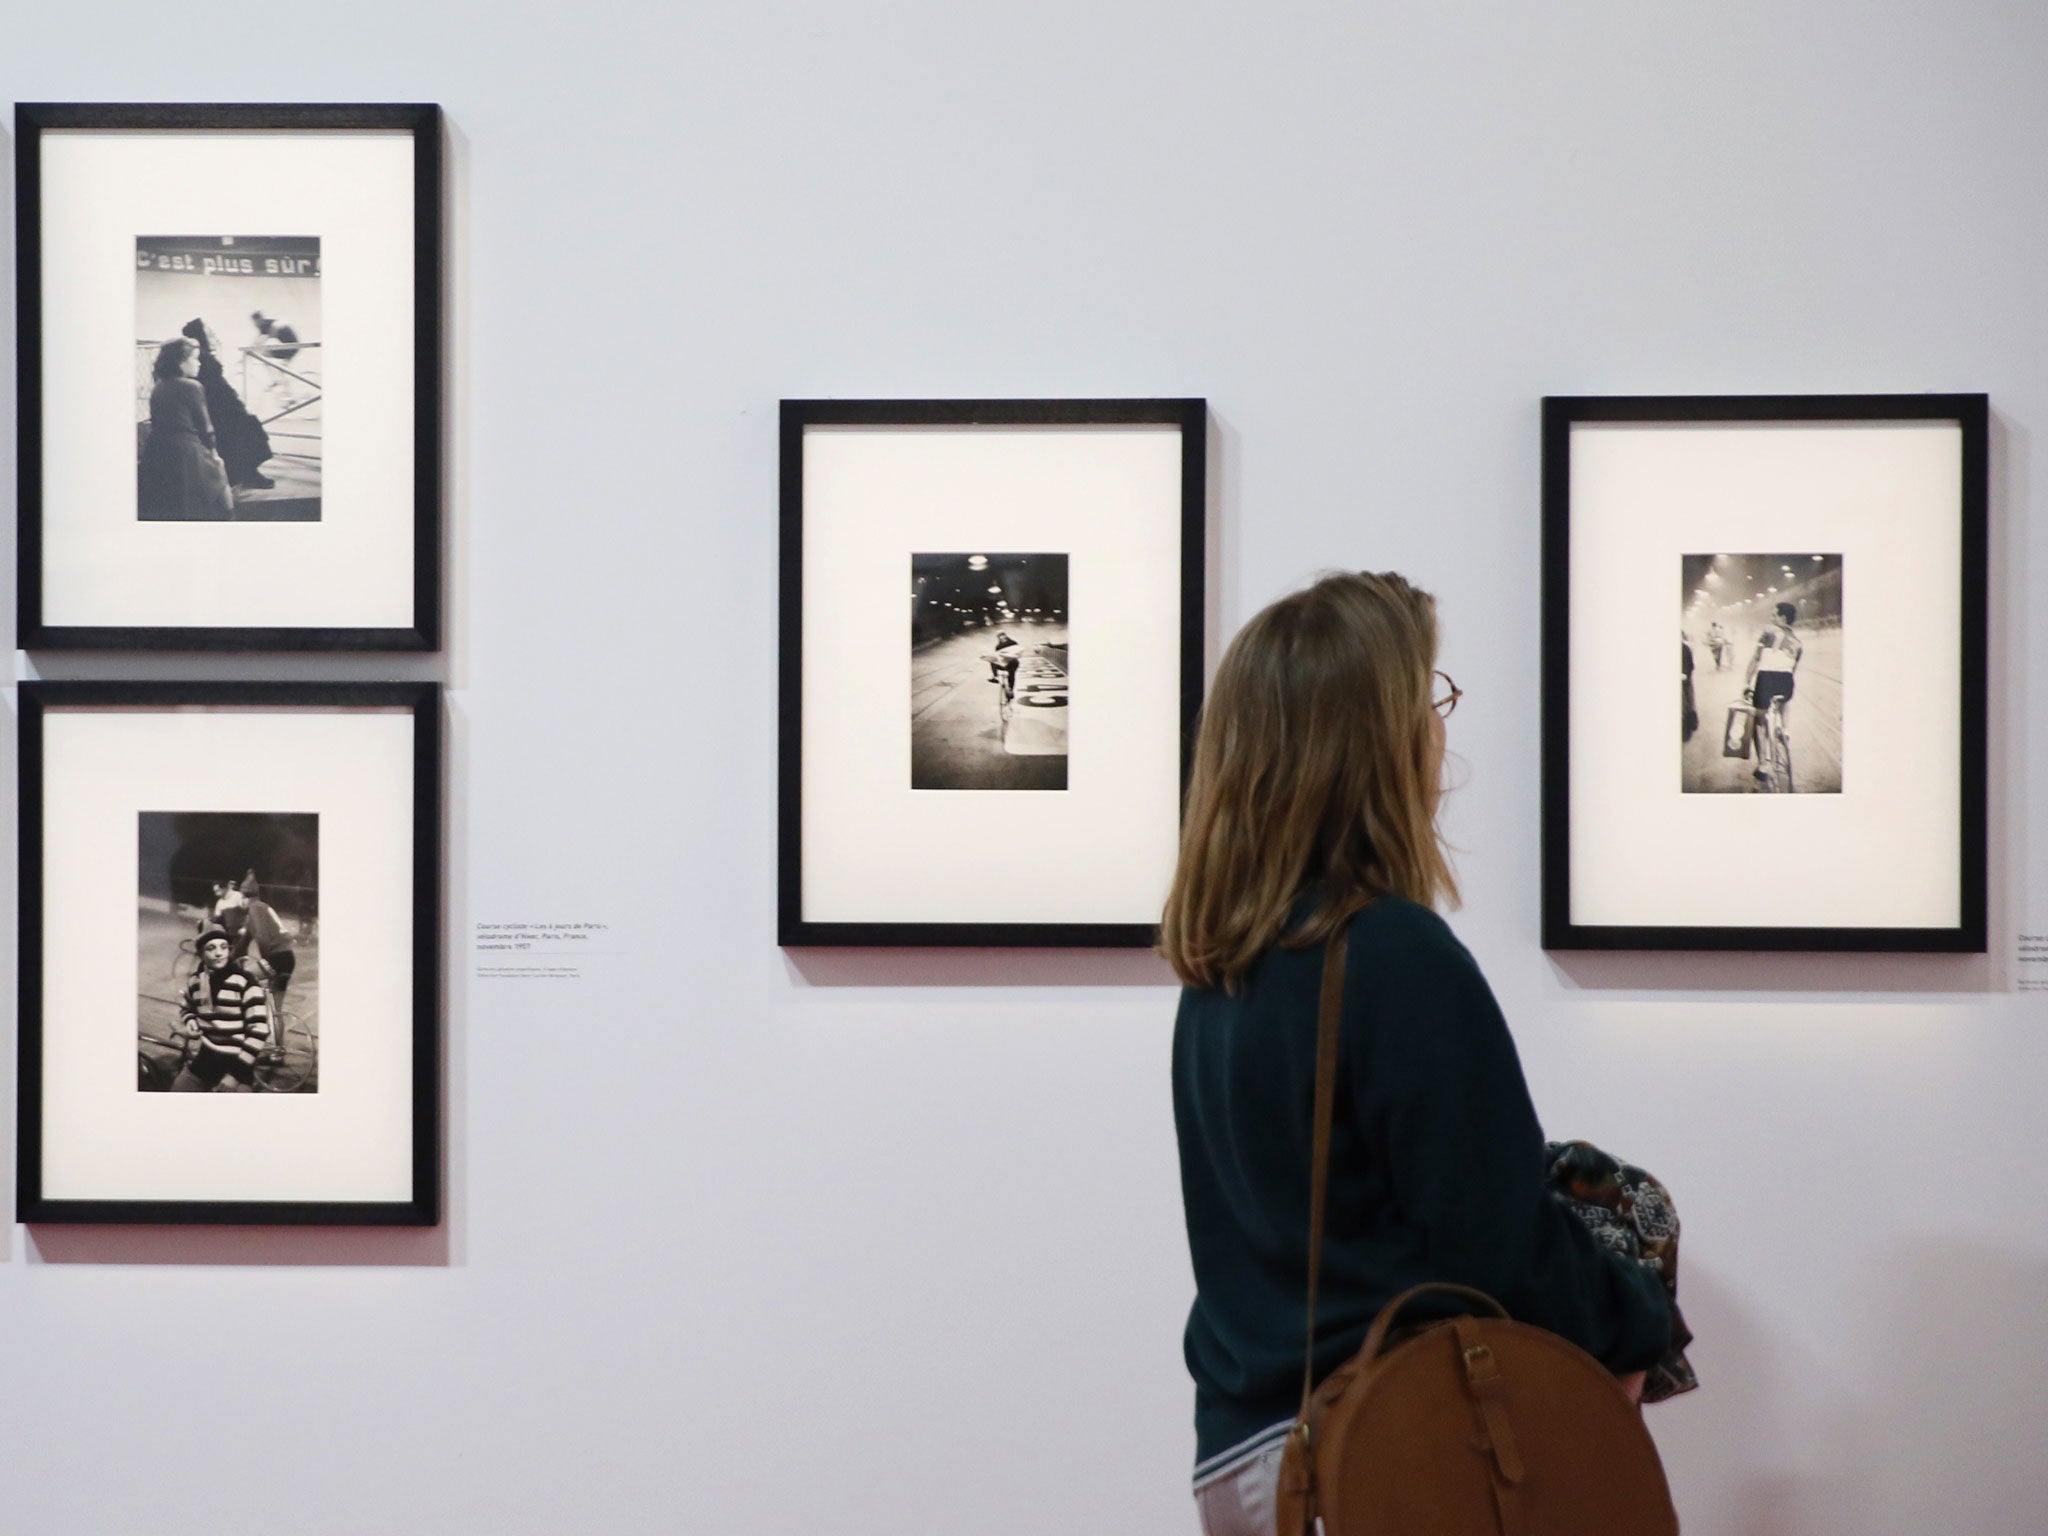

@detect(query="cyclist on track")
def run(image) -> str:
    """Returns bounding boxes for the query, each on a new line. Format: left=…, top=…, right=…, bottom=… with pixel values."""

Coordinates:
left=984, top=628, right=1023, bottom=695
left=216, top=870, right=299, bottom=1001
left=1743, top=602, right=1803, bottom=783
left=171, top=924, right=272, bottom=1093
left=1707, top=619, right=1729, bottom=671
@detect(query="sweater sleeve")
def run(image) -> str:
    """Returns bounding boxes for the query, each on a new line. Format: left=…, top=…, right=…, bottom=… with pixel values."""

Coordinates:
left=1351, top=908, right=1673, bottom=1372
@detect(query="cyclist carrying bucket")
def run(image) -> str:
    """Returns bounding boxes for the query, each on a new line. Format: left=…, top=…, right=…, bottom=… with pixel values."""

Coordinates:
left=1743, top=602, right=1803, bottom=785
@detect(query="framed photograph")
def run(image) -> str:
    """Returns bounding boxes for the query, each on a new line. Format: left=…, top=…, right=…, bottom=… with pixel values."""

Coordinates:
left=780, top=398, right=1207, bottom=946
left=17, top=681, right=441, bottom=1224
left=15, top=103, right=442, bottom=650
left=1541, top=393, right=1988, bottom=951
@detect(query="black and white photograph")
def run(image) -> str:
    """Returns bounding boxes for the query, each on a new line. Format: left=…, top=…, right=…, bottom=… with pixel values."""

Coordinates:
left=138, top=812, right=319, bottom=1094
left=781, top=398, right=1204, bottom=945
left=19, top=680, right=440, bottom=1224
left=1681, top=553, right=1843, bottom=795
left=135, top=235, right=322, bottom=521
left=16, top=103, right=442, bottom=650
left=1541, top=393, right=1987, bottom=951
left=911, top=552, right=1069, bottom=790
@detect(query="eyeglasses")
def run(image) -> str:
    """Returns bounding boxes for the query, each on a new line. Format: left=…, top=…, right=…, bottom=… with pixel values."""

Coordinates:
left=1432, top=671, right=1462, bottom=719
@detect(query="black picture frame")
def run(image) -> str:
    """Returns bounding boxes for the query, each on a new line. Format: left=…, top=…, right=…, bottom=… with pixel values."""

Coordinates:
left=1540, top=392, right=1989, bottom=952
left=15, top=102, right=443, bottom=652
left=779, top=397, right=1208, bottom=947
left=17, top=680, right=442, bottom=1225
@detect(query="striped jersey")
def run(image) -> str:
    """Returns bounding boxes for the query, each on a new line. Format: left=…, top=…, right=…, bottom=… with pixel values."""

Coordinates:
left=181, top=965, right=272, bottom=1064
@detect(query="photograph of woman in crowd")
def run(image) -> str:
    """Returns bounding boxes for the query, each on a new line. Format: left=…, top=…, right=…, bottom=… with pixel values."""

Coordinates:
left=136, top=336, right=234, bottom=521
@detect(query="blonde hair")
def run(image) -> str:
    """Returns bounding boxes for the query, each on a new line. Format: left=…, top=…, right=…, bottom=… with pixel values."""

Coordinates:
left=1158, top=570, right=1459, bottom=990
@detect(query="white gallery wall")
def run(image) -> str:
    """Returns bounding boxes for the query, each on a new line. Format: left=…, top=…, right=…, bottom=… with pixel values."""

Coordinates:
left=5, top=2, right=2047, bottom=1532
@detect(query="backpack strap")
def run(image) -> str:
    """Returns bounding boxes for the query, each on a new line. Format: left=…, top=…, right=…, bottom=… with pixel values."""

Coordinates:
left=1297, top=923, right=1349, bottom=1420
left=1361, top=1281, right=1510, bottom=1361
left=1285, top=923, right=1349, bottom=1535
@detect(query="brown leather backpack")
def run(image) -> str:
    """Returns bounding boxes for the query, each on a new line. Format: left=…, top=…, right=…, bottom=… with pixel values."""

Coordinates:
left=1273, top=928, right=1680, bottom=1536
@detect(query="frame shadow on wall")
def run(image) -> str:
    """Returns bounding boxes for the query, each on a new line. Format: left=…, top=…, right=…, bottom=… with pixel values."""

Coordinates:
left=781, top=404, right=1230, bottom=989
left=1545, top=404, right=2023, bottom=997
left=9, top=685, right=455, bottom=1268
left=6, top=108, right=467, bottom=1265
left=25, top=1222, right=449, bottom=1268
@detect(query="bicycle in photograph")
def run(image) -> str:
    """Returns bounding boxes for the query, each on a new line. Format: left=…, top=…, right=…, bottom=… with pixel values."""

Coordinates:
left=986, top=651, right=1020, bottom=728
left=1751, top=694, right=1794, bottom=794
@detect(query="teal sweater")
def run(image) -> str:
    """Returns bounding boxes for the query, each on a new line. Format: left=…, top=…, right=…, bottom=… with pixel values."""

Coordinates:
left=1173, top=898, right=1674, bottom=1471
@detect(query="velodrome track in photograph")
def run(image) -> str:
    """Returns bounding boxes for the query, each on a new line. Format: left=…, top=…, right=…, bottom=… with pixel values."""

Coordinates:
left=910, top=624, right=1070, bottom=790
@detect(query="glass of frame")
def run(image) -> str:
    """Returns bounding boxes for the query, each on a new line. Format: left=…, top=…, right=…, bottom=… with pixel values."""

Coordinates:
left=1540, top=393, right=1988, bottom=951
left=15, top=103, right=442, bottom=651
left=780, top=398, right=1207, bottom=946
left=17, top=682, right=441, bottom=1224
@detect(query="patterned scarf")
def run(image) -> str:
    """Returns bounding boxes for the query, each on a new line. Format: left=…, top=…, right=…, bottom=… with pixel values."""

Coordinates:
left=1544, top=1140, right=1699, bottom=1403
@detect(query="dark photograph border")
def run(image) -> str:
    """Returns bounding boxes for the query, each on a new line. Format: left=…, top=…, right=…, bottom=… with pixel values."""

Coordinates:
left=779, top=398, right=1208, bottom=948
left=1539, top=393, right=1988, bottom=953
left=17, top=681, right=442, bottom=1225
left=15, top=103, right=443, bottom=652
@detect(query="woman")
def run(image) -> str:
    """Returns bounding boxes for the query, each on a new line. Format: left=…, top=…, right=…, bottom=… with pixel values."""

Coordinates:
left=137, top=337, right=234, bottom=520
left=1164, top=572, right=1674, bottom=1536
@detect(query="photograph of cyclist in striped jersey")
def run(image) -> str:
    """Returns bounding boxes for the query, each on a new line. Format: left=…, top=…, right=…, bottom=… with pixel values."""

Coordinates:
left=171, top=924, right=272, bottom=1092
left=137, top=811, right=320, bottom=1094
left=1680, top=553, right=1844, bottom=794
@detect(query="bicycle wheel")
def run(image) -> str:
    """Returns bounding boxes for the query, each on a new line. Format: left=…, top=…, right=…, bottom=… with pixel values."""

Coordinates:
left=254, top=1049, right=309, bottom=1093
left=253, top=1015, right=313, bottom=1093
left=138, top=1049, right=173, bottom=1092
left=171, top=941, right=198, bottom=993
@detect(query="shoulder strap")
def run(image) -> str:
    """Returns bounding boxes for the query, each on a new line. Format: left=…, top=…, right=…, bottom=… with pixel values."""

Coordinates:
left=1298, top=922, right=1350, bottom=1419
